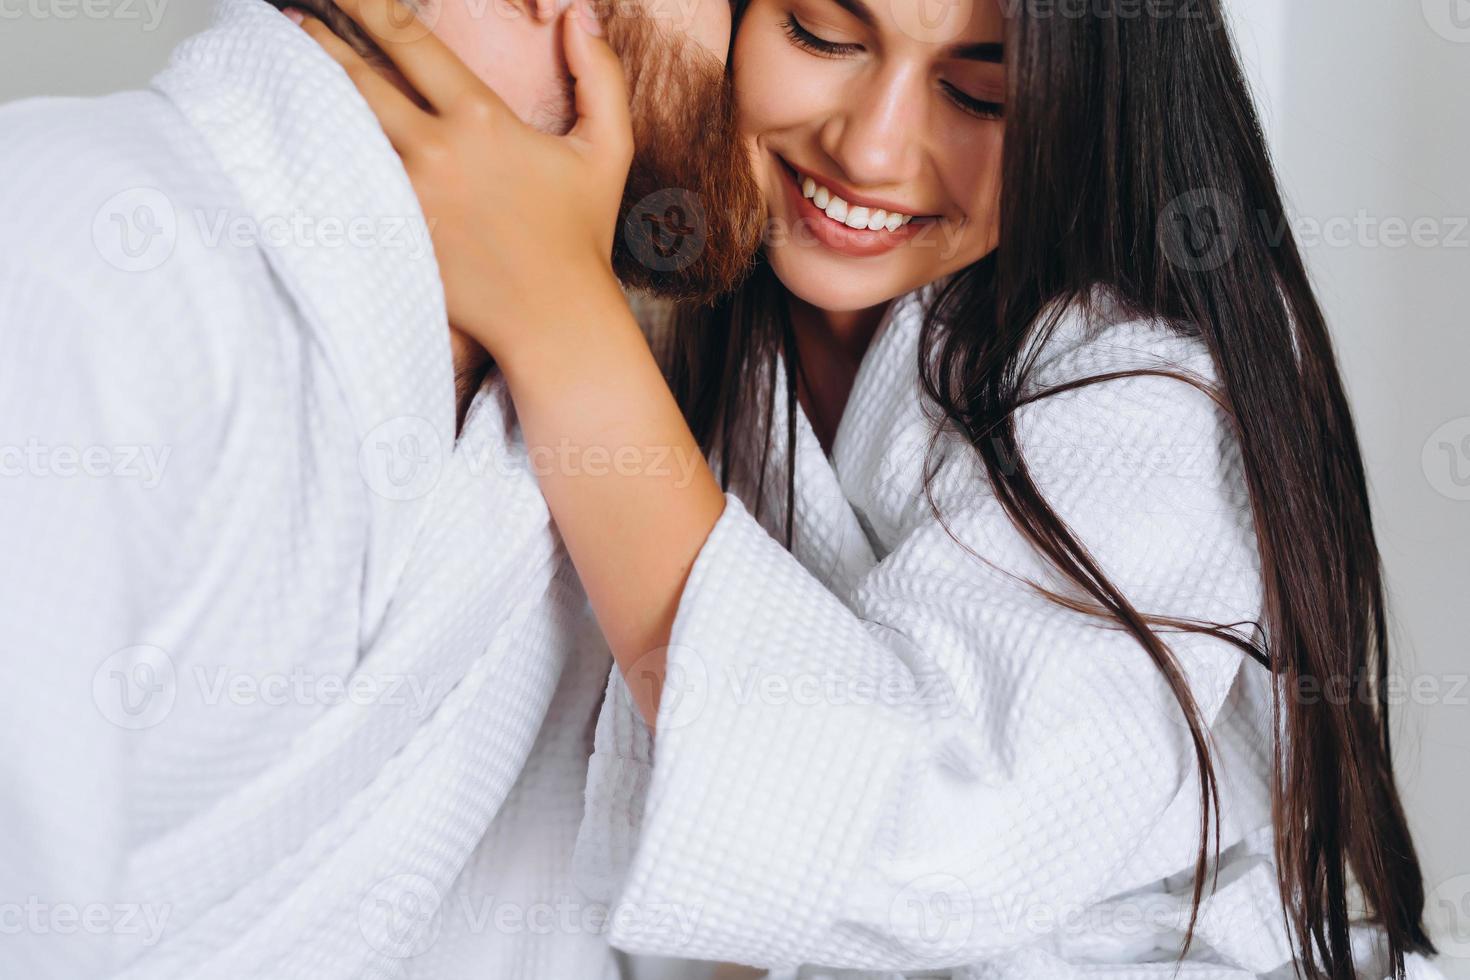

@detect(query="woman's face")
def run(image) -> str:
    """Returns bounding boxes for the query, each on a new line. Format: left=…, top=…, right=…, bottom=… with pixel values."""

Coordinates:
left=733, top=0, right=1007, bottom=313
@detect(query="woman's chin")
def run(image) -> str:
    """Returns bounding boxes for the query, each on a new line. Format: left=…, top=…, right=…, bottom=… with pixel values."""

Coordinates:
left=766, top=247, right=922, bottom=316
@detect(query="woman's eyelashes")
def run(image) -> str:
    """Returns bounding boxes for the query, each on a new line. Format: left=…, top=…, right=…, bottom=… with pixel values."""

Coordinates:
left=780, top=12, right=861, bottom=57
left=779, top=12, right=1005, bottom=121
left=940, top=80, right=1004, bottom=120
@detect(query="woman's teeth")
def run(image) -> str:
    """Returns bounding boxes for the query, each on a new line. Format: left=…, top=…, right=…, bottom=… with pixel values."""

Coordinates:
left=801, top=175, right=914, bottom=232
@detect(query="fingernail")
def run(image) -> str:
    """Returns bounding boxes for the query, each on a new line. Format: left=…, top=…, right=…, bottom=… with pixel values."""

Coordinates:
left=283, top=7, right=306, bottom=24
left=575, top=0, right=603, bottom=35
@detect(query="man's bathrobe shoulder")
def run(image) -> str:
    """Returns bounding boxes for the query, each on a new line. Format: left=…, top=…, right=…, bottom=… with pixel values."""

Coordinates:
left=1, top=90, right=283, bottom=414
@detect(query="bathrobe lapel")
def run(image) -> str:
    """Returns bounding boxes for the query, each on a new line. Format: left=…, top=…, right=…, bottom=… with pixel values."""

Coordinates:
left=734, top=285, right=936, bottom=597
left=153, top=0, right=455, bottom=646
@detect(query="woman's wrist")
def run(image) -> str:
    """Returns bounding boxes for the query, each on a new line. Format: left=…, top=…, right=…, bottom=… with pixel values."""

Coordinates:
left=494, top=264, right=641, bottom=392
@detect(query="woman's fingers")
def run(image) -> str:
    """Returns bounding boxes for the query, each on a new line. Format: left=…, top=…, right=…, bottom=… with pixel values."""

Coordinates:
left=562, top=0, right=633, bottom=166
left=295, top=12, right=428, bottom=148
left=328, top=0, right=492, bottom=116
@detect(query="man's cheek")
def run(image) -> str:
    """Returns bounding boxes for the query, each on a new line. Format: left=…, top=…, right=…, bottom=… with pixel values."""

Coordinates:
left=684, top=0, right=733, bottom=64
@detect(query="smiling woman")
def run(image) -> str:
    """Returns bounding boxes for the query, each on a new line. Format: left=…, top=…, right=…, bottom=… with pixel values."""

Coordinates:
left=737, top=0, right=1007, bottom=312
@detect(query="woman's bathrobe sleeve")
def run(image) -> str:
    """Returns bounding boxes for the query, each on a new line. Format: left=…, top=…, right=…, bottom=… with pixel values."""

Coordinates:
left=578, top=358, right=1265, bottom=971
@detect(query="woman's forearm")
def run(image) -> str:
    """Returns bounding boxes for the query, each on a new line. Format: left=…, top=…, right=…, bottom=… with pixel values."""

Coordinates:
left=496, top=276, right=726, bottom=729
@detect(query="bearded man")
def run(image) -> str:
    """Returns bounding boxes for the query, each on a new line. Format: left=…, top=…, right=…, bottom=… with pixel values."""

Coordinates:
left=0, top=0, right=760, bottom=976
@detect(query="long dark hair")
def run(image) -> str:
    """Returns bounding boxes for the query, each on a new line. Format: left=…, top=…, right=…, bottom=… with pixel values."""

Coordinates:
left=664, top=0, right=1435, bottom=976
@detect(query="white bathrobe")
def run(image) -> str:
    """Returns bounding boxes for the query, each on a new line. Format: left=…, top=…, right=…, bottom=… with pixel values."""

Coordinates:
left=578, top=288, right=1448, bottom=980
left=0, top=2, right=617, bottom=978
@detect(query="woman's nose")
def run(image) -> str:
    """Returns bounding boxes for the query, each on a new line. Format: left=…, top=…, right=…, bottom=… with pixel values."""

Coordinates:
left=819, top=68, right=927, bottom=190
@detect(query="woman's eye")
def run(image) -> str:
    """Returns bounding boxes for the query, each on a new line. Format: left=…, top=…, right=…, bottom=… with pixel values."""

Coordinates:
left=941, top=81, right=1004, bottom=121
left=781, top=13, right=862, bottom=57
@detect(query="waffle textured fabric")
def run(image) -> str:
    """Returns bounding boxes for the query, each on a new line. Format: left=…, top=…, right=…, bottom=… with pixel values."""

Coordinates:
left=0, top=1, right=617, bottom=977
left=577, top=287, right=1449, bottom=980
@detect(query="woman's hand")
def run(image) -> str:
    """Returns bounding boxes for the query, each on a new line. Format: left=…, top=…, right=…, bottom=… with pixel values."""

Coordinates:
left=295, top=0, right=728, bottom=733
left=292, top=0, right=633, bottom=361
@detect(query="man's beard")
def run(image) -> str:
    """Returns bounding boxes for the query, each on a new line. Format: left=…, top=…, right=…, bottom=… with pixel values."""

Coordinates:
left=604, top=9, right=766, bottom=306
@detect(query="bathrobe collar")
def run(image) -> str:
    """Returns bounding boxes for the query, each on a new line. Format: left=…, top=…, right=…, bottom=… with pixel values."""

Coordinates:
left=153, top=0, right=456, bottom=633
left=740, top=283, right=938, bottom=595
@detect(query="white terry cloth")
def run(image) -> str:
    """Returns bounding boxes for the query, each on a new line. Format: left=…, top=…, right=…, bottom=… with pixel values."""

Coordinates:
left=578, top=288, right=1448, bottom=980
left=0, top=1, right=615, bottom=977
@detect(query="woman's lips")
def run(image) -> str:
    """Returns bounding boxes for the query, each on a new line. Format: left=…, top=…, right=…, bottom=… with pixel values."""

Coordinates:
left=777, top=159, right=930, bottom=259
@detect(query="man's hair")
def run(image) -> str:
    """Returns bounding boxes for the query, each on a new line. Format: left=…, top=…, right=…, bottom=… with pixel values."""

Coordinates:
left=262, top=0, right=388, bottom=63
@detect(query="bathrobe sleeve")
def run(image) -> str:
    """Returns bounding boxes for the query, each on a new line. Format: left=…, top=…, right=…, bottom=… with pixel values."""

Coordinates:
left=582, top=361, right=1265, bottom=971
left=0, top=247, right=231, bottom=974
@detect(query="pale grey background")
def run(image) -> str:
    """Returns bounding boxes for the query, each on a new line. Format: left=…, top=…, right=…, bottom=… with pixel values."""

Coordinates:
left=1, top=0, right=1465, bottom=976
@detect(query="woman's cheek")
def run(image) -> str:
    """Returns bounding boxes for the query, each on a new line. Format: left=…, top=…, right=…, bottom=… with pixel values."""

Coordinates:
left=734, top=14, right=831, bottom=137
left=944, top=126, right=1005, bottom=258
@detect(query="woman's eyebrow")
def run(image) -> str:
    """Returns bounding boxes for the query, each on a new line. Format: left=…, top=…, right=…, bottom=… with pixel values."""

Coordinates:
left=826, top=0, right=1006, bottom=62
left=948, top=42, right=1005, bottom=62
left=828, top=0, right=878, bottom=28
